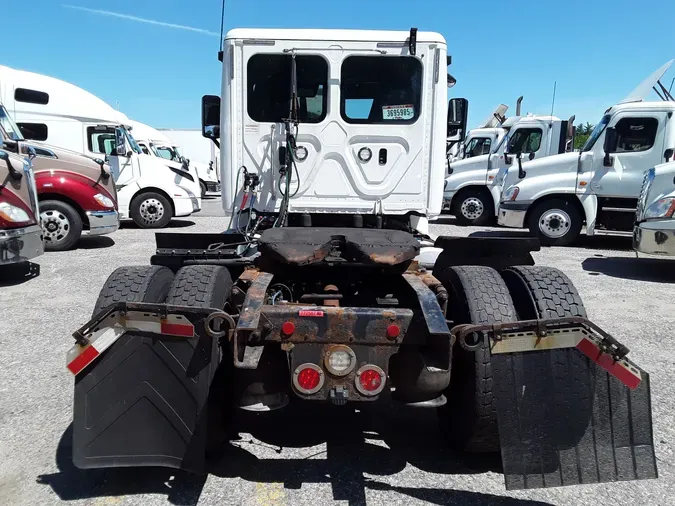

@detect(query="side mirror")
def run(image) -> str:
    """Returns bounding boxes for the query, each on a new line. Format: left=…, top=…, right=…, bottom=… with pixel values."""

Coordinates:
left=114, top=128, right=127, bottom=157
left=517, top=155, right=526, bottom=179
left=603, top=127, right=618, bottom=167
left=202, top=95, right=221, bottom=139
left=447, top=98, right=468, bottom=142
left=664, top=148, right=674, bottom=162
left=528, top=151, right=535, bottom=161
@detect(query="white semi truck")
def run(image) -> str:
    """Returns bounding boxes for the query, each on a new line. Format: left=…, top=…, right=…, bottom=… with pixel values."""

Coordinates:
left=634, top=161, right=675, bottom=255
left=499, top=60, right=675, bottom=245
left=65, top=28, right=655, bottom=492
left=444, top=111, right=575, bottom=225
left=0, top=65, right=200, bottom=228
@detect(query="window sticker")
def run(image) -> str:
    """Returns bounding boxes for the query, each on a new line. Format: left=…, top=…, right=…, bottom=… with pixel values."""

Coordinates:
left=382, top=105, right=415, bottom=121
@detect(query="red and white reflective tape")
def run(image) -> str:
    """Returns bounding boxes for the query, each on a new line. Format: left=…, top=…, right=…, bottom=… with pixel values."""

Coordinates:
left=576, top=337, right=642, bottom=390
left=66, top=311, right=195, bottom=376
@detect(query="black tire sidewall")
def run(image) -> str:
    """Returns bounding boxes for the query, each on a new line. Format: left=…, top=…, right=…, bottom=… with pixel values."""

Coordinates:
left=40, top=199, right=83, bottom=251
left=200, top=181, right=207, bottom=198
left=130, top=192, right=173, bottom=229
left=528, top=199, right=582, bottom=246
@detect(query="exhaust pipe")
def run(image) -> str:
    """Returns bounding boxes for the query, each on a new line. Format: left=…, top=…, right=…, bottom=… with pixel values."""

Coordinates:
left=516, top=96, right=523, bottom=116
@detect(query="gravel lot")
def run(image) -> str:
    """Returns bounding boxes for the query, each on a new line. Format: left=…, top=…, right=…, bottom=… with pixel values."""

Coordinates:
left=1, top=202, right=674, bottom=506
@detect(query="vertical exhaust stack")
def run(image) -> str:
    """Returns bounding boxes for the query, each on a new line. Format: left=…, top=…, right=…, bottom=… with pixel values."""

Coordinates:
left=515, top=96, right=523, bottom=116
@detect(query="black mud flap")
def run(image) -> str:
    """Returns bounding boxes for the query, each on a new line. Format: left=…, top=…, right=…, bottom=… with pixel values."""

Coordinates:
left=492, top=349, right=657, bottom=490
left=72, top=328, right=219, bottom=472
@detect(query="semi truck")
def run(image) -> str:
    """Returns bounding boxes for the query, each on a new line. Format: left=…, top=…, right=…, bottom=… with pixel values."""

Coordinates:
left=634, top=162, right=675, bottom=255
left=499, top=60, right=675, bottom=245
left=129, top=120, right=219, bottom=198
left=66, top=28, right=656, bottom=491
left=1, top=104, right=118, bottom=250
left=444, top=108, right=575, bottom=225
left=0, top=146, right=42, bottom=267
left=0, top=65, right=200, bottom=229
left=159, top=128, right=222, bottom=186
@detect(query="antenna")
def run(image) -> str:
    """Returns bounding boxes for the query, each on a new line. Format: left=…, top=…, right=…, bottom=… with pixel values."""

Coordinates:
left=218, top=0, right=226, bottom=61
left=549, top=81, right=557, bottom=118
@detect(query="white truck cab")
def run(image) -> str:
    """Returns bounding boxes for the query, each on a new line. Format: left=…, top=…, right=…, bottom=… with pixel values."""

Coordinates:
left=0, top=64, right=200, bottom=228
left=633, top=162, right=675, bottom=255
left=201, top=28, right=464, bottom=235
left=499, top=60, right=675, bottom=245
left=444, top=113, right=574, bottom=225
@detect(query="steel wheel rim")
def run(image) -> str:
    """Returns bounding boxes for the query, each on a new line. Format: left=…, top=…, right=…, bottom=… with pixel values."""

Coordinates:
left=41, top=209, right=71, bottom=244
left=539, top=209, right=571, bottom=238
left=139, top=198, right=165, bottom=225
left=460, top=197, right=484, bottom=220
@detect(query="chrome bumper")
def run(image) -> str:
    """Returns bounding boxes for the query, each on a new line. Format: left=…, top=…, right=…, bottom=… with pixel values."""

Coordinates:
left=0, top=224, right=44, bottom=265
left=85, top=210, right=120, bottom=236
left=498, top=206, right=527, bottom=228
left=633, top=221, right=675, bottom=255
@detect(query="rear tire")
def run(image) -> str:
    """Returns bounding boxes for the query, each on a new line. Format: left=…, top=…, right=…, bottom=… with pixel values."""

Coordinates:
left=165, top=265, right=235, bottom=457
left=200, top=181, right=207, bottom=198
left=453, top=188, right=493, bottom=226
left=527, top=198, right=582, bottom=246
left=40, top=200, right=82, bottom=251
left=500, top=266, right=591, bottom=444
left=92, top=265, right=174, bottom=316
left=130, top=191, right=173, bottom=229
left=435, top=265, right=518, bottom=452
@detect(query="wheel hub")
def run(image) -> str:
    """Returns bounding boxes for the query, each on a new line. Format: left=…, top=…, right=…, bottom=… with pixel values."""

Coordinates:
left=139, top=198, right=165, bottom=225
left=539, top=209, right=571, bottom=238
left=460, top=197, right=484, bottom=220
left=40, top=210, right=71, bottom=243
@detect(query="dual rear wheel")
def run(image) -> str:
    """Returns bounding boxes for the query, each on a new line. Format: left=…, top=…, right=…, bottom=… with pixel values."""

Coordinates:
left=434, top=263, right=586, bottom=453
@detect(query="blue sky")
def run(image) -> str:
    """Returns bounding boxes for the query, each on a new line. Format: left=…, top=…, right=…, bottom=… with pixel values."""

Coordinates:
left=4, top=1, right=675, bottom=129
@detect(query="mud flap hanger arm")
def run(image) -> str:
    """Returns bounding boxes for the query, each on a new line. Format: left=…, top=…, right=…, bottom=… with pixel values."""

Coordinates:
left=452, top=316, right=630, bottom=360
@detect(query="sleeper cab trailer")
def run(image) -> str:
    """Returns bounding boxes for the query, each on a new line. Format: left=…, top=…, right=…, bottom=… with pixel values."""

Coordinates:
left=66, top=29, right=657, bottom=491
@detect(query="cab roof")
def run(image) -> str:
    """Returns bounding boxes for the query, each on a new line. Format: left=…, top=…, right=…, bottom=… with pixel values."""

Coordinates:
left=225, top=28, right=446, bottom=45
left=610, top=100, right=675, bottom=112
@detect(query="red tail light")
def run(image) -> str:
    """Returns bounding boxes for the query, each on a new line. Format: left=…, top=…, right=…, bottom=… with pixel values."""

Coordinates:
left=292, top=363, right=324, bottom=394
left=386, top=324, right=400, bottom=339
left=355, top=365, right=386, bottom=396
left=281, top=321, right=295, bottom=336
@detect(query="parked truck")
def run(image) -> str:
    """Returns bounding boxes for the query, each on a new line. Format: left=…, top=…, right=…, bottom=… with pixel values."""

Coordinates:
left=499, top=60, right=675, bottom=245
left=0, top=65, right=200, bottom=229
left=1, top=104, right=118, bottom=250
left=0, top=146, right=42, bottom=267
left=634, top=162, right=675, bottom=255
left=444, top=107, right=575, bottom=225
left=449, top=101, right=512, bottom=164
left=66, top=28, right=656, bottom=491
left=159, top=128, right=222, bottom=186
left=129, top=120, right=218, bottom=198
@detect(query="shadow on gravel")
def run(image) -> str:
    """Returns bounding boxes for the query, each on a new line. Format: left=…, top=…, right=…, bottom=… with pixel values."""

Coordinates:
left=77, top=236, right=115, bottom=249
left=37, top=425, right=206, bottom=506
left=39, top=407, right=550, bottom=506
left=582, top=255, right=675, bottom=282
left=120, top=220, right=196, bottom=230
left=0, top=261, right=40, bottom=286
left=468, top=230, right=531, bottom=238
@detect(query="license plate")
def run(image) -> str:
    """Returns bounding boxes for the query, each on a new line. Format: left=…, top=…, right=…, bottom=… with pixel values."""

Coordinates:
left=382, top=105, right=414, bottom=121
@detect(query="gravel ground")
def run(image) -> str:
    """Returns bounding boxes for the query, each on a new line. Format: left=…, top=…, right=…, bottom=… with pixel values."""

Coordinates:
left=1, top=208, right=674, bottom=506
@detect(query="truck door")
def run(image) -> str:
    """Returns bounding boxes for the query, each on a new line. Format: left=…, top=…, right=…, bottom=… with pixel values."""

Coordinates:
left=239, top=40, right=434, bottom=218
left=591, top=111, right=668, bottom=199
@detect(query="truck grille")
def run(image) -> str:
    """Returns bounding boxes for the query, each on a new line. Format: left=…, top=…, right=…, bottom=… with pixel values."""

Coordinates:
left=635, top=168, right=655, bottom=222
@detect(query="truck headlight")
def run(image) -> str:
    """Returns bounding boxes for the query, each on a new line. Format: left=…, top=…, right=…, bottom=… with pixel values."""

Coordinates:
left=644, top=197, right=675, bottom=219
left=0, top=202, right=30, bottom=223
left=503, top=186, right=520, bottom=201
left=93, top=193, right=115, bottom=208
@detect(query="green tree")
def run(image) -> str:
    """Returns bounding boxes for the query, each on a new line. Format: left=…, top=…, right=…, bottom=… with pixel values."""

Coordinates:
left=573, top=122, right=596, bottom=150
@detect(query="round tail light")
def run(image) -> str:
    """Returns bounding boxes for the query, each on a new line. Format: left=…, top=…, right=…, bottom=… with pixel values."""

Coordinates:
left=355, top=365, right=386, bottom=396
left=324, top=345, right=356, bottom=376
left=293, top=363, right=324, bottom=394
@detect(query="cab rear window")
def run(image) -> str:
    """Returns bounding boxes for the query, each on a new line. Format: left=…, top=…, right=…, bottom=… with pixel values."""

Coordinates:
left=247, top=54, right=328, bottom=123
left=340, top=56, right=422, bottom=124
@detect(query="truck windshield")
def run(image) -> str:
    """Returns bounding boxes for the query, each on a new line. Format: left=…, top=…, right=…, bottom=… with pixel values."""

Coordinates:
left=581, top=114, right=610, bottom=152
left=124, top=129, right=143, bottom=155
left=147, top=142, right=160, bottom=157
left=155, top=146, right=175, bottom=160
left=0, top=106, right=25, bottom=141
